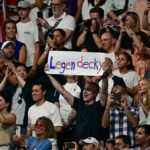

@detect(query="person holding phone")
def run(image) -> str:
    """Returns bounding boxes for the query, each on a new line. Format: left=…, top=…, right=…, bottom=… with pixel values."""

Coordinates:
left=102, top=84, right=139, bottom=147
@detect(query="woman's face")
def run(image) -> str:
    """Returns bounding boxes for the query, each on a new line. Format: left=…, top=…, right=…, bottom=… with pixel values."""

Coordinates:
left=138, top=80, right=149, bottom=95
left=125, top=15, right=136, bottom=29
left=117, top=54, right=129, bottom=69
left=0, top=96, right=8, bottom=111
left=35, top=121, right=46, bottom=136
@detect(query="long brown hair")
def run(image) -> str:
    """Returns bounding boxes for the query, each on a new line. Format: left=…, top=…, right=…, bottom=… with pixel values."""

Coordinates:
left=36, top=117, right=56, bottom=138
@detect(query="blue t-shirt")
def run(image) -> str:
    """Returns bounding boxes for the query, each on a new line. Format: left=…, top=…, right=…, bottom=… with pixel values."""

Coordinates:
left=25, top=136, right=52, bottom=150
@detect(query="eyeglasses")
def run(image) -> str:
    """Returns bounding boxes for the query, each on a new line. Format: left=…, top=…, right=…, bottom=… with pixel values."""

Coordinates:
left=18, top=7, right=28, bottom=11
left=35, top=123, right=45, bottom=129
left=50, top=3, right=63, bottom=7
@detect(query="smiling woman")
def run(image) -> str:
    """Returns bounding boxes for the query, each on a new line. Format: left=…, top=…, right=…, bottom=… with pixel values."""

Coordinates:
left=13, top=117, right=56, bottom=150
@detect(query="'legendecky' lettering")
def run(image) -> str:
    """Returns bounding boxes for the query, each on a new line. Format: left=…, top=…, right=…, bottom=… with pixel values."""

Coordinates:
left=49, top=56, right=103, bottom=74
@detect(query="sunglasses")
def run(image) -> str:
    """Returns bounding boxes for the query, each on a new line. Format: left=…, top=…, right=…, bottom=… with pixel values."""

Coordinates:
left=18, top=7, right=28, bottom=11
left=35, top=123, right=45, bottom=129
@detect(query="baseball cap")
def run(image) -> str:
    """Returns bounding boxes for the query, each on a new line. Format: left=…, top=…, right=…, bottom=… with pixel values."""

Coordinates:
left=79, top=137, right=99, bottom=147
left=1, top=41, right=15, bottom=50
left=18, top=1, right=31, bottom=8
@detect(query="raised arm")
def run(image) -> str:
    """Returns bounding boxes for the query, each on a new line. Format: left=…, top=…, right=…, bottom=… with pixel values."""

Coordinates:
left=9, top=64, right=26, bottom=87
left=19, top=44, right=27, bottom=64
left=0, top=67, right=10, bottom=91
left=102, top=94, right=113, bottom=128
left=99, top=77, right=108, bottom=107
left=46, top=74, right=74, bottom=106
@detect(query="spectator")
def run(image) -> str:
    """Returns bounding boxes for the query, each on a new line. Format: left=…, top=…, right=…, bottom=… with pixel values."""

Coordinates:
left=135, top=124, right=150, bottom=150
left=38, top=28, right=69, bottom=66
left=81, top=0, right=109, bottom=20
left=36, top=0, right=76, bottom=49
left=26, top=0, right=51, bottom=22
left=0, top=41, right=17, bottom=65
left=113, top=52, right=139, bottom=106
left=142, top=1, right=150, bottom=31
left=114, top=14, right=150, bottom=78
left=115, top=11, right=149, bottom=53
left=13, top=116, right=56, bottom=150
left=45, top=71, right=108, bottom=142
left=114, top=135, right=131, bottom=150
left=0, top=90, right=16, bottom=150
left=92, top=57, right=126, bottom=95
left=2, top=19, right=27, bottom=64
left=76, top=7, right=103, bottom=52
left=134, top=79, right=150, bottom=125
left=27, top=80, right=63, bottom=135
left=100, top=30, right=118, bottom=69
left=0, top=63, right=34, bottom=140
left=102, top=84, right=139, bottom=146
left=16, top=0, right=41, bottom=78
left=79, top=137, right=101, bottom=150
left=0, top=41, right=19, bottom=85
left=54, top=75, right=81, bottom=149
left=107, top=0, right=136, bottom=21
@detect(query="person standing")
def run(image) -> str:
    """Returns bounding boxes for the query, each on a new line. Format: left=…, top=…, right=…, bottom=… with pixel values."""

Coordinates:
left=16, top=1, right=41, bottom=78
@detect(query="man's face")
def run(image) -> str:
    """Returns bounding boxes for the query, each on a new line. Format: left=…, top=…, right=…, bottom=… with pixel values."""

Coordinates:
left=101, top=33, right=114, bottom=52
left=32, top=85, right=45, bottom=102
left=83, top=143, right=97, bottom=150
left=83, top=83, right=98, bottom=104
left=2, top=44, right=15, bottom=60
left=90, top=12, right=101, bottom=23
left=115, top=138, right=128, bottom=150
left=135, top=127, right=150, bottom=146
left=53, top=30, right=65, bottom=47
left=5, top=23, right=16, bottom=39
left=51, top=0, right=65, bottom=17
left=18, top=7, right=30, bottom=20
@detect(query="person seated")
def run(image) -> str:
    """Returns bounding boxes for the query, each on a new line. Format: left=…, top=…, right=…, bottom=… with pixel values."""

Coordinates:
left=13, top=116, right=56, bottom=150
left=135, top=124, right=150, bottom=150
left=114, top=135, right=131, bottom=150
left=79, top=137, right=102, bottom=150
left=0, top=90, right=16, bottom=150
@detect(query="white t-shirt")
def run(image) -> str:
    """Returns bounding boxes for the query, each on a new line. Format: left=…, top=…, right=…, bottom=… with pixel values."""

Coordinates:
left=81, top=0, right=110, bottom=20
left=59, top=82, right=81, bottom=121
left=28, top=101, right=62, bottom=127
left=16, top=21, right=39, bottom=67
left=11, top=87, right=26, bottom=125
left=113, top=69, right=139, bottom=105
left=139, top=106, right=148, bottom=125
left=46, top=12, right=76, bottom=49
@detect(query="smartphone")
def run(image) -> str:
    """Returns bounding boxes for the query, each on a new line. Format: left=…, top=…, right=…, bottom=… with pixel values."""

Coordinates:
left=111, top=19, right=120, bottom=26
left=37, top=11, right=43, bottom=18
left=113, top=93, right=121, bottom=101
